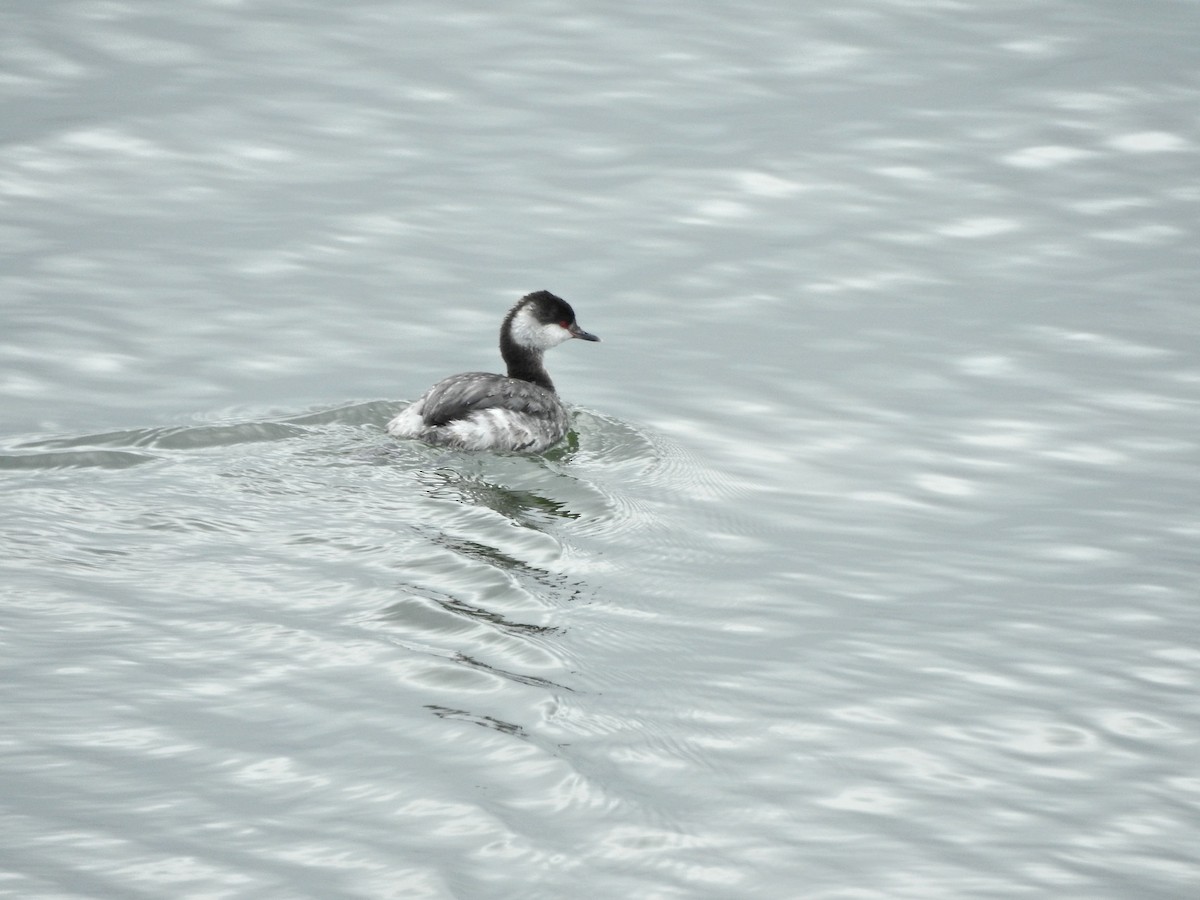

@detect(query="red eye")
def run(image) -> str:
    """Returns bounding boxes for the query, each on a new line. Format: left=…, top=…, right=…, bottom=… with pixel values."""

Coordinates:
left=560, top=321, right=570, bottom=329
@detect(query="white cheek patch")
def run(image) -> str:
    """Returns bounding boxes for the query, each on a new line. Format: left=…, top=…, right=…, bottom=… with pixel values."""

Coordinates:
left=511, top=307, right=573, bottom=350
left=539, top=322, right=574, bottom=348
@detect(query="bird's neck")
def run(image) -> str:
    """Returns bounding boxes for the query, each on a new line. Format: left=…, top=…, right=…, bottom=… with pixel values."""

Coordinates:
left=501, top=337, right=555, bottom=392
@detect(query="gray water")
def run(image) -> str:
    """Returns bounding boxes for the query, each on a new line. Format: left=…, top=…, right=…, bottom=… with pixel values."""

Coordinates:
left=3, top=2, right=1199, bottom=898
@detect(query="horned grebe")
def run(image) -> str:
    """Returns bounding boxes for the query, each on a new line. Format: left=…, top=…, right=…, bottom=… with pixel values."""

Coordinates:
left=387, top=291, right=600, bottom=452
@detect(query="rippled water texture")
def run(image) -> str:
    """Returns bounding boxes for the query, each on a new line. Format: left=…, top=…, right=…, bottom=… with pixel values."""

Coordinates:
left=2, top=2, right=1199, bottom=898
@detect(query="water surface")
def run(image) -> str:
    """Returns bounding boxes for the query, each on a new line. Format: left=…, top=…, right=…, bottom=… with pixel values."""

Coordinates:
left=2, top=2, right=1199, bottom=898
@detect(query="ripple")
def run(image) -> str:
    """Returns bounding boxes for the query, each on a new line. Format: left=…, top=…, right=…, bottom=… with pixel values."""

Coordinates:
left=0, top=448, right=156, bottom=470
left=818, top=786, right=906, bottom=814
left=1007, top=723, right=1098, bottom=755
left=1002, top=144, right=1096, bottom=168
left=1097, top=712, right=1177, bottom=740
left=1106, top=131, right=1190, bottom=153
left=14, top=421, right=306, bottom=452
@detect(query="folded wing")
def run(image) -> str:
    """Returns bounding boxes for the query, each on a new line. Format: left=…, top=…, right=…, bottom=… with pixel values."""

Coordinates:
left=420, top=373, right=558, bottom=427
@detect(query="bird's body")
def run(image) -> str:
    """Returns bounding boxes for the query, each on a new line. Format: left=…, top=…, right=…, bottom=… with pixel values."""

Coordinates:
left=387, top=291, right=599, bottom=453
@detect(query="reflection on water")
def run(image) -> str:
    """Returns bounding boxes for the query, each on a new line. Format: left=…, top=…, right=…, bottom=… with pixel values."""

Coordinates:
left=417, top=468, right=582, bottom=524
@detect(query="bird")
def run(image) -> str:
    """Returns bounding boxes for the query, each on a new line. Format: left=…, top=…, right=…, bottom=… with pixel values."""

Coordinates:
left=387, top=290, right=599, bottom=452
